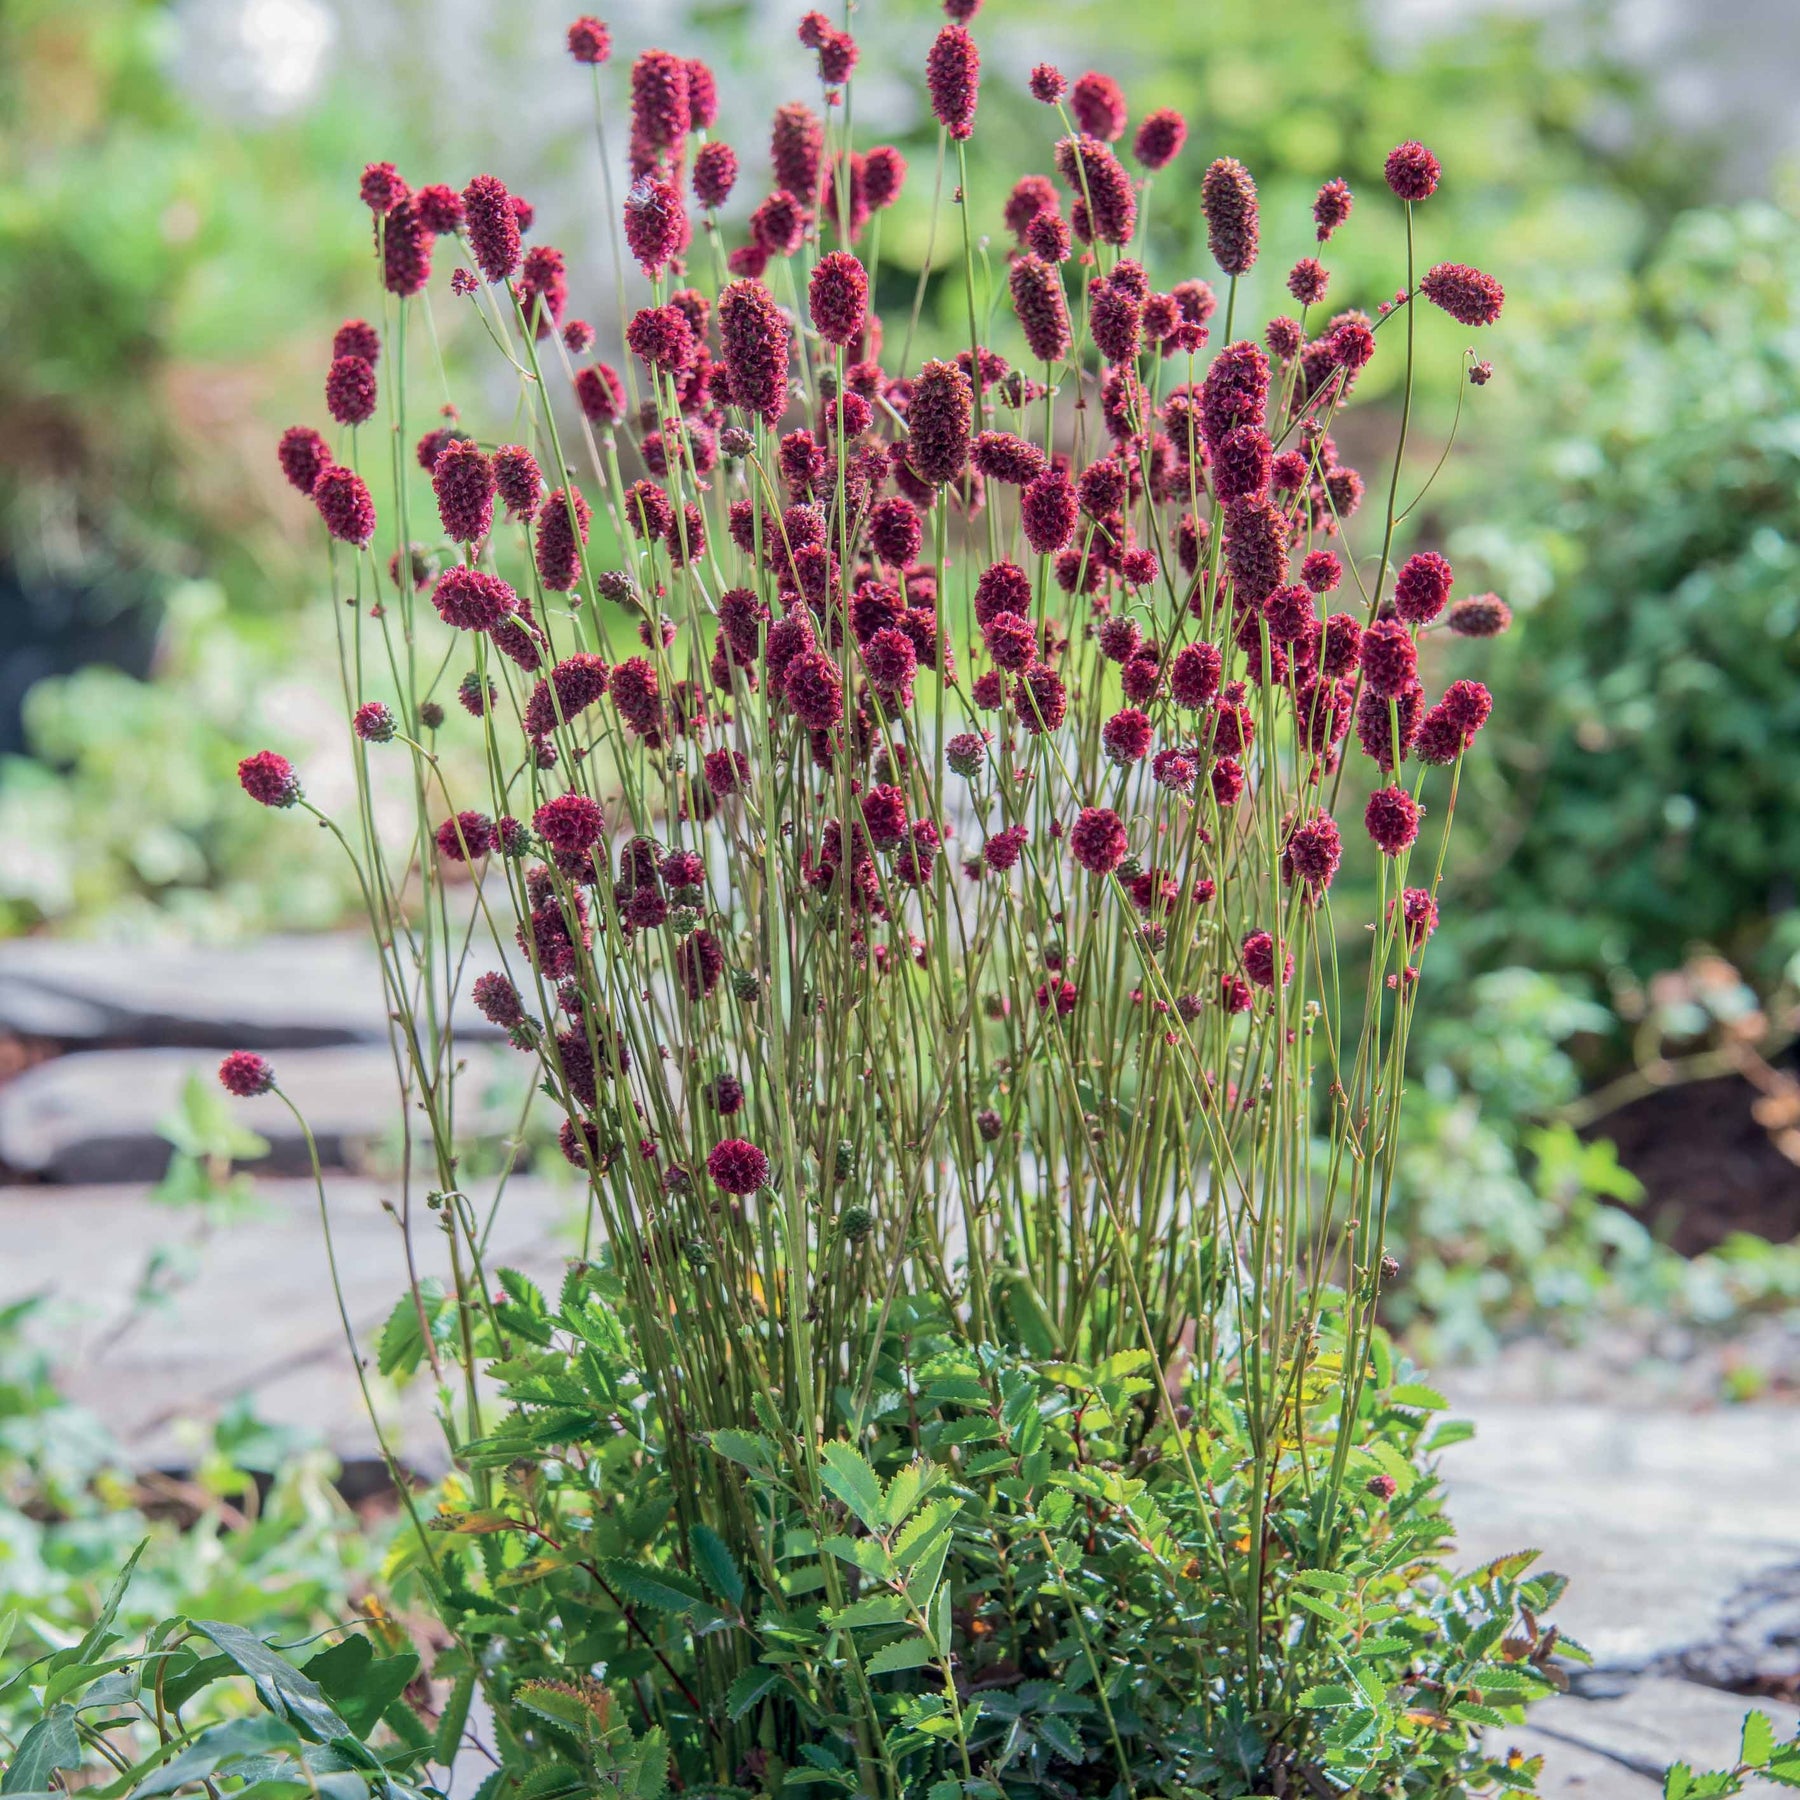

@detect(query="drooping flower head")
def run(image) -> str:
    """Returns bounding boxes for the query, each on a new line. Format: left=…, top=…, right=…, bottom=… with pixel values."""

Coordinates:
left=1420, top=262, right=1505, bottom=327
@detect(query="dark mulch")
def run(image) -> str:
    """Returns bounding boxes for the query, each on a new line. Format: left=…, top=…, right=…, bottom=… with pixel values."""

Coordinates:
left=1592, top=1074, right=1800, bottom=1255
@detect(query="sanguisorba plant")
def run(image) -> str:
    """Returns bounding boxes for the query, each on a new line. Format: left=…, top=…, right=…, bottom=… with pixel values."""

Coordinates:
left=218, top=6, right=1562, bottom=1798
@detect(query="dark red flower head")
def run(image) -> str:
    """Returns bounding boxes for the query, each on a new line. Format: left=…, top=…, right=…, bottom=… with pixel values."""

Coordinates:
left=694, top=141, right=738, bottom=207
left=686, top=58, right=719, bottom=126
left=925, top=25, right=980, bottom=139
left=1242, top=930, right=1292, bottom=989
left=1313, top=176, right=1353, bottom=241
left=1055, top=135, right=1136, bottom=244
left=414, top=183, right=465, bottom=233
left=436, top=811, right=496, bottom=862
left=277, top=425, right=330, bottom=494
left=333, top=319, right=380, bottom=365
left=906, top=359, right=973, bottom=486
left=433, top=566, right=519, bottom=631
left=1201, top=157, right=1259, bottom=276
left=313, top=465, right=376, bottom=545
left=719, top=279, right=793, bottom=424
left=359, top=162, right=407, bottom=214
left=1070, top=70, right=1126, bottom=142
left=772, top=101, right=825, bottom=202
left=575, top=362, right=627, bottom=425
left=1029, top=63, right=1067, bottom=103
left=1447, top=593, right=1513, bottom=637
left=809, top=251, right=869, bottom=346
left=1009, top=253, right=1072, bottom=364
left=239, top=750, right=300, bottom=809
left=1069, top=806, right=1128, bottom=875
left=623, top=174, right=687, bottom=278
left=494, top=444, right=543, bottom=519
left=535, top=486, right=592, bottom=592
left=325, top=355, right=377, bottom=426
left=1359, top=617, right=1417, bottom=699
left=463, top=174, right=521, bottom=283
left=1133, top=108, right=1187, bottom=171
left=1284, top=812, right=1342, bottom=891
left=353, top=700, right=395, bottom=743
left=433, top=438, right=495, bottom=544
left=1364, top=784, right=1421, bottom=855
left=863, top=145, right=907, bottom=209
left=1420, top=262, right=1504, bottom=328
left=1394, top=550, right=1453, bottom=624
left=1021, top=469, right=1077, bottom=553
left=708, top=1138, right=769, bottom=1194
left=630, top=50, right=691, bottom=175
left=534, top=792, right=605, bottom=857
left=567, top=15, right=610, bottom=62
left=1384, top=140, right=1440, bottom=202
left=219, top=1050, right=275, bottom=1097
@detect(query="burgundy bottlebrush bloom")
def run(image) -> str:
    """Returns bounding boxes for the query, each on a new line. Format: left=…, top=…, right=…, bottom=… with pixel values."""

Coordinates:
left=1287, top=257, right=1329, bottom=306
left=1303, top=549, right=1343, bottom=596
left=906, top=359, right=973, bottom=486
left=1029, top=64, right=1067, bottom=104
left=1015, top=662, right=1065, bottom=730
left=1355, top=681, right=1423, bottom=772
left=1054, top=136, right=1136, bottom=245
left=575, top=362, right=626, bottom=425
left=525, top=652, right=610, bottom=737
left=1097, top=616, right=1142, bottom=663
left=978, top=824, right=1026, bottom=874
left=1214, top=424, right=1272, bottom=505
left=809, top=251, right=869, bottom=346
left=218, top=1050, right=275, bottom=1097
left=325, top=355, right=376, bottom=426
left=1284, top=812, right=1342, bottom=891
left=1070, top=71, right=1127, bottom=142
left=493, top=444, right=543, bottom=519
left=432, top=566, right=518, bottom=631
left=1212, top=757, right=1245, bottom=806
left=1170, top=640, right=1223, bottom=708
left=719, top=279, right=792, bottom=424
left=1365, top=785, right=1421, bottom=855
left=1420, top=262, right=1505, bottom=327
left=623, top=174, right=686, bottom=278
left=359, top=162, right=407, bottom=214
left=785, top=649, right=845, bottom=730
left=676, top=928, right=724, bottom=1002
left=624, top=479, right=673, bottom=541
left=863, top=145, right=907, bottom=210
left=1134, top=108, right=1187, bottom=171
left=982, top=611, right=1036, bottom=673
left=1319, top=611, right=1362, bottom=678
left=1448, top=593, right=1513, bottom=637
left=947, top=732, right=987, bottom=778
left=1201, top=157, right=1259, bottom=276
left=517, top=244, right=568, bottom=335
left=313, top=465, right=376, bottom=545
left=1402, top=887, right=1439, bottom=947
left=352, top=700, right=394, bottom=743
left=1394, top=550, right=1453, bottom=624
left=708, top=1138, right=769, bottom=1194
left=1070, top=805, right=1128, bottom=875
left=630, top=50, right=691, bottom=175
left=1199, top=339, right=1269, bottom=452
left=925, top=24, right=979, bottom=140
left=686, top=57, right=719, bottom=125
left=749, top=190, right=807, bottom=259
left=567, top=15, right=610, bottom=61
left=1360, top=617, right=1418, bottom=698
left=693, top=141, right=737, bottom=208
left=463, top=174, right=521, bottom=283
left=414, top=183, right=464, bottom=234
left=277, top=425, right=329, bottom=494
left=1004, top=174, right=1056, bottom=240
left=1021, top=469, right=1077, bottom=553
left=771, top=101, right=825, bottom=203
left=534, top=792, right=605, bottom=857
left=868, top=496, right=922, bottom=567
left=333, top=318, right=380, bottom=365
left=238, top=749, right=300, bottom=808
left=1019, top=213, right=1067, bottom=264
left=703, top=747, right=750, bottom=797
left=973, top=431, right=1046, bottom=486
left=1102, top=707, right=1153, bottom=765
left=973, top=562, right=1031, bottom=626
left=1009, top=254, right=1072, bottom=365
left=472, top=972, right=525, bottom=1031
left=1223, top=499, right=1288, bottom=604
left=1240, top=930, right=1290, bottom=990
left=432, top=438, right=495, bottom=544
left=863, top=625, right=919, bottom=693
left=1090, top=277, right=1143, bottom=364
left=626, top=303, right=695, bottom=374
left=1121, top=651, right=1162, bottom=703
left=415, top=424, right=465, bottom=471
left=535, top=486, right=592, bottom=592
left=1313, top=176, right=1352, bottom=241
left=860, top=783, right=909, bottom=850
left=435, top=812, right=495, bottom=862
left=1384, top=140, right=1441, bottom=202
left=1440, top=676, right=1493, bottom=739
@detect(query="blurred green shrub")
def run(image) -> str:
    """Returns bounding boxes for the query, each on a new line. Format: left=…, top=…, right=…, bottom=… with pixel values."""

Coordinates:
left=1445, top=201, right=1800, bottom=999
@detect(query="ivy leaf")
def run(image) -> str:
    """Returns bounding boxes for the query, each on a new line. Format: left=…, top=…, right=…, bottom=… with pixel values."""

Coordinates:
left=3, top=1707, right=80, bottom=1795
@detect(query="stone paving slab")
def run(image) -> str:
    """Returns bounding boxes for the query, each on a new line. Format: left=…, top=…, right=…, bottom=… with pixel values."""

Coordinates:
left=0, top=935, right=500, bottom=1049
left=1438, top=1395, right=1800, bottom=1670
left=1482, top=1724, right=1660, bottom=1800
left=0, top=1175, right=583, bottom=1468
left=0, top=1043, right=534, bottom=1182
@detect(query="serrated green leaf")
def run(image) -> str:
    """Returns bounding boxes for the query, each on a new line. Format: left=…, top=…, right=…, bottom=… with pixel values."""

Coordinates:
left=726, top=1666, right=783, bottom=1720
left=690, top=1525, right=745, bottom=1610
left=1388, top=1384, right=1448, bottom=1411
left=865, top=1634, right=936, bottom=1675
left=1742, top=1711, right=1776, bottom=1769
left=433, top=1668, right=475, bottom=1766
left=820, top=1443, right=885, bottom=1533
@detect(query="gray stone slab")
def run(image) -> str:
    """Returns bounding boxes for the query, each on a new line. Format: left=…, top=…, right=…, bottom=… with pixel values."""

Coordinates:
left=1482, top=1724, right=1661, bottom=1800
left=0, top=1044, right=534, bottom=1181
left=1522, top=1680, right=1800, bottom=1789
left=0, top=1175, right=586, bottom=1467
left=0, top=935, right=502, bottom=1049
left=1438, top=1399, right=1800, bottom=1670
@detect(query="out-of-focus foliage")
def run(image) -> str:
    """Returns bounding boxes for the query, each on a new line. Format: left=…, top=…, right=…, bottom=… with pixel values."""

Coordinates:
left=1444, top=201, right=1800, bottom=999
